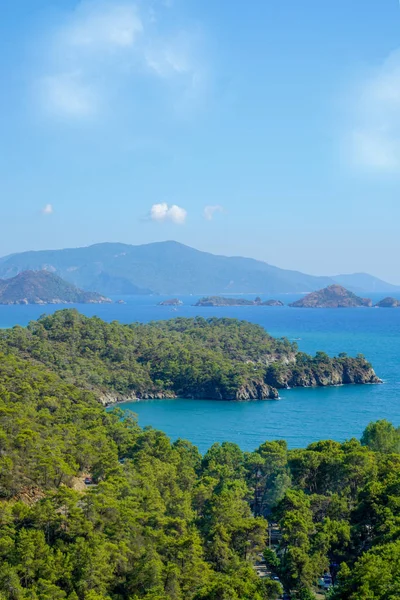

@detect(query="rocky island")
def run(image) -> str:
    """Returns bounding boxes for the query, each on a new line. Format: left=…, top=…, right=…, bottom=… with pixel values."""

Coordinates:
left=195, top=296, right=284, bottom=307
left=158, top=298, right=183, bottom=306
left=0, top=310, right=381, bottom=403
left=289, top=285, right=372, bottom=308
left=375, top=297, right=400, bottom=308
left=0, top=271, right=112, bottom=305
left=261, top=298, right=285, bottom=306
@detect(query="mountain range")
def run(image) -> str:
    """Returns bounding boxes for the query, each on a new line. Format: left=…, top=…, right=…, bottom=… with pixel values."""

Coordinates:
left=0, top=270, right=111, bottom=304
left=0, top=241, right=398, bottom=295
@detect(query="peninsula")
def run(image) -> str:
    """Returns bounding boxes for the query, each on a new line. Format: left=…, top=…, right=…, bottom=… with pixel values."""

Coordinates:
left=289, top=285, right=372, bottom=308
left=0, top=270, right=112, bottom=305
left=0, top=309, right=380, bottom=403
left=195, top=296, right=284, bottom=307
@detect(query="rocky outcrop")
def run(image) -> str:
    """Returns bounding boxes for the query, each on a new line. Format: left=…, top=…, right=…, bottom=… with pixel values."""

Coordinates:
left=260, top=299, right=284, bottom=306
left=265, top=357, right=381, bottom=390
left=159, top=298, right=183, bottom=306
left=99, top=390, right=177, bottom=407
left=175, top=380, right=280, bottom=401
left=375, top=297, right=400, bottom=308
left=236, top=381, right=279, bottom=400
left=289, top=285, right=372, bottom=308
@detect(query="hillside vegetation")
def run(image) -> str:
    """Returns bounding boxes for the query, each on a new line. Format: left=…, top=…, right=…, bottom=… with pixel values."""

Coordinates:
left=0, top=349, right=398, bottom=598
left=0, top=310, right=380, bottom=402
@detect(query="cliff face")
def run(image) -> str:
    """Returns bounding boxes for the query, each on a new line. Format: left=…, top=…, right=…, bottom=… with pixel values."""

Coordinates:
left=265, top=355, right=381, bottom=391
left=289, top=285, right=372, bottom=308
left=236, top=381, right=279, bottom=400
left=100, top=382, right=280, bottom=404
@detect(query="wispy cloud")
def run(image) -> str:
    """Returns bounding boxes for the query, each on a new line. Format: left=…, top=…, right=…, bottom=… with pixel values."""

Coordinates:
left=204, top=205, right=223, bottom=220
left=36, top=0, right=207, bottom=119
left=42, top=203, right=54, bottom=215
left=63, top=2, right=143, bottom=49
left=150, top=202, right=187, bottom=224
left=41, top=72, right=98, bottom=118
left=349, top=50, right=400, bottom=172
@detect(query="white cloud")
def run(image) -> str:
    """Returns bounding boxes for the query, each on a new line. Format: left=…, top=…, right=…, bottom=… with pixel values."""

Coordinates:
left=150, top=202, right=187, bottom=224
left=350, top=50, right=400, bottom=172
left=204, top=205, right=223, bottom=220
left=351, top=129, right=398, bottom=171
left=42, top=203, right=54, bottom=215
left=36, top=0, right=206, bottom=119
left=145, top=32, right=195, bottom=77
left=41, top=72, right=98, bottom=117
left=63, top=2, right=143, bottom=49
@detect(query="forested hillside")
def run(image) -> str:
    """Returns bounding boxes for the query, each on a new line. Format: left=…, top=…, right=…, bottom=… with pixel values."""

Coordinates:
left=0, top=310, right=380, bottom=402
left=0, top=350, right=399, bottom=598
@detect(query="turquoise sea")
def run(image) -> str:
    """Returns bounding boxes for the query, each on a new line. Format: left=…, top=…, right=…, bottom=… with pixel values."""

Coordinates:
left=1, top=293, right=400, bottom=452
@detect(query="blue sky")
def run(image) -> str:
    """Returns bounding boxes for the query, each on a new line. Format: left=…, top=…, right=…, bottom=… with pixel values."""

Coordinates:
left=1, top=0, right=400, bottom=282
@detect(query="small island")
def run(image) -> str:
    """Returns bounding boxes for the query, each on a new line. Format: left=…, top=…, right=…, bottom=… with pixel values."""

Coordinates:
left=289, top=285, right=372, bottom=308
left=0, top=271, right=112, bottom=305
left=194, top=296, right=284, bottom=307
left=261, top=298, right=285, bottom=306
left=158, top=298, right=183, bottom=306
left=375, top=297, right=400, bottom=308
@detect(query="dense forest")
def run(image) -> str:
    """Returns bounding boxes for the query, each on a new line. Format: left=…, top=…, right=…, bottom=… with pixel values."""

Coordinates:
left=0, top=346, right=399, bottom=599
left=0, top=310, right=380, bottom=402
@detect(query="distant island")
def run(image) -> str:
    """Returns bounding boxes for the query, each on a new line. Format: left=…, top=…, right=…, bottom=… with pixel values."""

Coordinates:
left=158, top=298, right=183, bottom=306
left=195, top=296, right=284, bottom=307
left=0, top=310, right=381, bottom=403
left=289, top=285, right=372, bottom=308
left=0, top=271, right=112, bottom=305
left=375, top=297, right=400, bottom=308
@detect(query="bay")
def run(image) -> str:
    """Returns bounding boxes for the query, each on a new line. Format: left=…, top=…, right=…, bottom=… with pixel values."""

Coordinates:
left=1, top=293, right=400, bottom=452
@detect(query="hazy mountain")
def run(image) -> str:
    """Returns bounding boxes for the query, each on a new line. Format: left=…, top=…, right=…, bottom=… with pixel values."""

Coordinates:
left=0, top=271, right=111, bottom=304
left=0, top=242, right=397, bottom=295
left=331, top=273, right=400, bottom=293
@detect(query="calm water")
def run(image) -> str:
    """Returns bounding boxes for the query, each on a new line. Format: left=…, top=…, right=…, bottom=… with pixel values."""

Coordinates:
left=1, top=294, right=400, bottom=452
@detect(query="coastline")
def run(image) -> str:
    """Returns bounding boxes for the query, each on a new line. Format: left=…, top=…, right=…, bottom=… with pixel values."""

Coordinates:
left=101, top=379, right=382, bottom=408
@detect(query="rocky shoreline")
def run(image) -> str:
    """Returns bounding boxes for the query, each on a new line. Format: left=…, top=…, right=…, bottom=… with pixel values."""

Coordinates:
left=100, top=364, right=381, bottom=406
